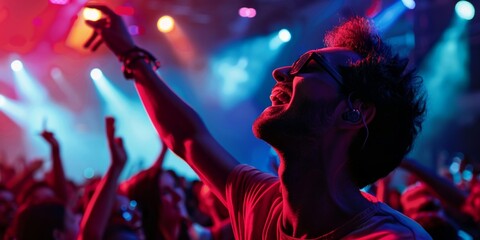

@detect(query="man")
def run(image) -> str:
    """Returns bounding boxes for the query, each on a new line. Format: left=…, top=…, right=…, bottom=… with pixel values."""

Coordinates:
left=84, top=4, right=431, bottom=239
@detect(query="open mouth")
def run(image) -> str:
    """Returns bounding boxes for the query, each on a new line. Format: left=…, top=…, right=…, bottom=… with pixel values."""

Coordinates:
left=269, top=87, right=291, bottom=106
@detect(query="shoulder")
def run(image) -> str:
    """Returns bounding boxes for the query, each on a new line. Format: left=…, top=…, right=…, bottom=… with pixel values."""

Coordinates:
left=227, top=164, right=279, bottom=188
left=367, top=202, right=432, bottom=239
left=344, top=192, right=433, bottom=239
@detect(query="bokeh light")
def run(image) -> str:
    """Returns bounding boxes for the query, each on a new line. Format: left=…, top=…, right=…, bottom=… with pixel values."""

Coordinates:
left=83, top=8, right=102, bottom=21
left=157, top=15, right=175, bottom=33
left=239, top=7, right=257, bottom=18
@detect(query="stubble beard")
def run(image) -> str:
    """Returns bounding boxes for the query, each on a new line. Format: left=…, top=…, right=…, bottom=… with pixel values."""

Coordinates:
left=252, top=101, right=334, bottom=148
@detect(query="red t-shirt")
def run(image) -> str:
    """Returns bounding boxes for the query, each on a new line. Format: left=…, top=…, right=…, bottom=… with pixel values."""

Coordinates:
left=225, top=164, right=432, bottom=240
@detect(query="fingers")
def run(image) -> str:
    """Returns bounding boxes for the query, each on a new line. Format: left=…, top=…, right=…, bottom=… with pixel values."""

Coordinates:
left=90, top=38, right=104, bottom=52
left=40, top=131, right=54, bottom=140
left=83, top=30, right=98, bottom=49
left=115, top=137, right=124, bottom=149
left=105, top=116, right=115, bottom=142
left=85, top=18, right=109, bottom=29
left=84, top=19, right=108, bottom=51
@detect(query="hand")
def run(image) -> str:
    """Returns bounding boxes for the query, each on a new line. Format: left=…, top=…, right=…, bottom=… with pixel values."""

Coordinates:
left=462, top=182, right=480, bottom=222
left=106, top=117, right=127, bottom=170
left=27, top=158, right=44, bottom=172
left=83, top=4, right=136, bottom=56
left=40, top=130, right=59, bottom=149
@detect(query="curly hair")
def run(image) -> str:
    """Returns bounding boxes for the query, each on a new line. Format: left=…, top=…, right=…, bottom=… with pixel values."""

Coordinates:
left=324, top=17, right=427, bottom=188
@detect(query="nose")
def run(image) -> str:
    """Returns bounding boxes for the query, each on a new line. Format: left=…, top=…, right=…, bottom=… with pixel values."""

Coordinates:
left=272, top=66, right=292, bottom=82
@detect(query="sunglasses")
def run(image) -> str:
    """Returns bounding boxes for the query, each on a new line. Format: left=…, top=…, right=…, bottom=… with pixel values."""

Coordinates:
left=289, top=51, right=345, bottom=87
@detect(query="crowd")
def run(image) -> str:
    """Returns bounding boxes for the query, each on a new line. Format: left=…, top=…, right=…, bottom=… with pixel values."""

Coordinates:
left=1, top=136, right=480, bottom=239
left=0, top=3, right=479, bottom=240
left=0, top=117, right=233, bottom=240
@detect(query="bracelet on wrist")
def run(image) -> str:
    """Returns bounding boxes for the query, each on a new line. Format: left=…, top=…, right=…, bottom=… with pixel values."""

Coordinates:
left=119, top=46, right=161, bottom=80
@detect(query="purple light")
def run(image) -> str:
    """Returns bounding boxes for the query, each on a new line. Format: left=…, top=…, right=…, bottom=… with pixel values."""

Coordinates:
left=128, top=25, right=140, bottom=35
left=238, top=7, right=257, bottom=18
left=49, top=0, right=69, bottom=5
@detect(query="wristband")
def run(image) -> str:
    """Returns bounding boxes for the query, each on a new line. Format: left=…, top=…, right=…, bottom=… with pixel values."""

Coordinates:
left=119, top=46, right=161, bottom=79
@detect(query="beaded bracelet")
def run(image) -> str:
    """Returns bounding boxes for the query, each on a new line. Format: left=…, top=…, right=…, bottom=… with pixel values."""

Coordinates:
left=119, top=46, right=161, bottom=79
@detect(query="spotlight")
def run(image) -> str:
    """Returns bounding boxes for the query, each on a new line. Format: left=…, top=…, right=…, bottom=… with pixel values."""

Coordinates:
left=455, top=1, right=475, bottom=20
left=157, top=16, right=175, bottom=33
left=83, top=8, right=102, bottom=21
left=278, top=29, right=291, bottom=43
left=10, top=60, right=23, bottom=72
left=90, top=68, right=103, bottom=81
left=401, top=0, right=416, bottom=10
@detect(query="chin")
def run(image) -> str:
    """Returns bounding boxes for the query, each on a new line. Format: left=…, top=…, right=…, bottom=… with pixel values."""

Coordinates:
left=252, top=111, right=287, bottom=145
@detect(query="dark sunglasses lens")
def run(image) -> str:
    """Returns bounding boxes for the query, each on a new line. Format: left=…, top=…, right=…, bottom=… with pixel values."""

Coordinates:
left=290, top=53, right=311, bottom=75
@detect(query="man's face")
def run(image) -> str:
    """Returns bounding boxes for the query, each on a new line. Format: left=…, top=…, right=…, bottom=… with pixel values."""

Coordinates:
left=252, top=47, right=361, bottom=145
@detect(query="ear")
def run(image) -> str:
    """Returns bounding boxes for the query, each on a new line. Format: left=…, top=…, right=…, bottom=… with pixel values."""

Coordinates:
left=335, top=99, right=376, bottom=129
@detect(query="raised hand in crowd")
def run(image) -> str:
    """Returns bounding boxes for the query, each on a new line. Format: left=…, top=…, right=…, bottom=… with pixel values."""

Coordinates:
left=40, top=130, right=69, bottom=204
left=78, top=116, right=143, bottom=240
left=400, top=158, right=480, bottom=239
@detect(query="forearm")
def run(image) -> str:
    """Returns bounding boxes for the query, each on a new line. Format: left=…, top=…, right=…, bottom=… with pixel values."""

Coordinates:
left=401, top=159, right=468, bottom=208
left=50, top=147, right=68, bottom=202
left=79, top=166, right=122, bottom=240
left=83, top=4, right=239, bottom=203
left=130, top=59, right=239, bottom=201
left=131, top=59, right=207, bottom=158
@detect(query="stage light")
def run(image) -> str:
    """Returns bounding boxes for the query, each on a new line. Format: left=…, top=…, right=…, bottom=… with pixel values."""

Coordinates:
left=83, top=167, right=95, bottom=179
left=239, top=7, right=257, bottom=18
left=10, top=60, right=23, bottom=72
left=157, top=16, right=175, bottom=33
left=49, top=0, right=69, bottom=5
left=455, top=1, right=475, bottom=20
left=410, top=15, right=470, bottom=165
left=401, top=0, right=416, bottom=10
left=90, top=68, right=104, bottom=81
left=269, top=29, right=291, bottom=50
left=83, top=8, right=102, bottom=21
left=278, top=29, right=291, bottom=43
left=374, top=1, right=408, bottom=32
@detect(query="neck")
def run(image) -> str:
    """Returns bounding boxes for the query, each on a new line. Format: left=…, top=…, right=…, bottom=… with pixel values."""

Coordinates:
left=276, top=134, right=372, bottom=238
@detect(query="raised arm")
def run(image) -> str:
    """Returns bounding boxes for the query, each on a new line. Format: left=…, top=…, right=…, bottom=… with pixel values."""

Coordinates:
left=400, top=158, right=468, bottom=209
left=78, top=117, right=127, bottom=240
left=6, top=158, right=43, bottom=195
left=83, top=4, right=239, bottom=202
left=40, top=130, right=69, bottom=203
